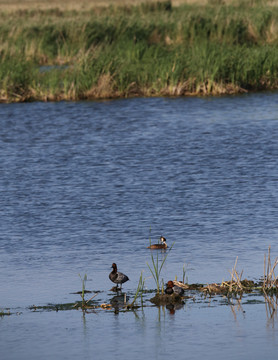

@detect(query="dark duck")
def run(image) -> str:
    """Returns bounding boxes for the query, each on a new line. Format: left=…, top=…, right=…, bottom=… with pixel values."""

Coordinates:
left=109, top=263, right=129, bottom=290
left=147, top=235, right=167, bottom=249
left=165, top=281, right=184, bottom=296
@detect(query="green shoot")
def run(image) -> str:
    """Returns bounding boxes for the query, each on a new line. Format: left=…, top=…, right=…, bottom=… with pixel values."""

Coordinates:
left=78, top=273, right=87, bottom=308
left=182, top=262, right=188, bottom=284
left=147, top=242, right=174, bottom=294
left=129, top=271, right=146, bottom=308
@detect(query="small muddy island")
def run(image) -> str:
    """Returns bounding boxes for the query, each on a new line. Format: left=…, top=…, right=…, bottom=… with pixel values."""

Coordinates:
left=16, top=247, right=277, bottom=315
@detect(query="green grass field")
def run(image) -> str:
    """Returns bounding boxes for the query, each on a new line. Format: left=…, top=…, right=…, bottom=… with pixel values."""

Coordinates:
left=0, top=0, right=278, bottom=101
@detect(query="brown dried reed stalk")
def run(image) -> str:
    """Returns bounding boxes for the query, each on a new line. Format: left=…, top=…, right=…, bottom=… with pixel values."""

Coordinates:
left=263, top=246, right=278, bottom=292
left=226, top=256, right=244, bottom=293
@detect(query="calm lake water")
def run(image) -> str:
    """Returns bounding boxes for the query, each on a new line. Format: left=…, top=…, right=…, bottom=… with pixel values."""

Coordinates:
left=1, top=93, right=278, bottom=360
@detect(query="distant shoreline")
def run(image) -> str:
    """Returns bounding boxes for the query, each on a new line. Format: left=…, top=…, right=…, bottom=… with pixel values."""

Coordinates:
left=1, top=0, right=278, bottom=103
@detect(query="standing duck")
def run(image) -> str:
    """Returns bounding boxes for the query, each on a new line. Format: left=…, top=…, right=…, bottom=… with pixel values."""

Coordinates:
left=109, top=263, right=129, bottom=290
left=165, top=281, right=184, bottom=296
left=147, top=235, right=167, bottom=249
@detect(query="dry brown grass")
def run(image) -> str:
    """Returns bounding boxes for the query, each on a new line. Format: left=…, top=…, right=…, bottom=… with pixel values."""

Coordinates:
left=85, top=74, right=117, bottom=99
left=1, top=0, right=277, bottom=12
left=0, top=0, right=141, bottom=11
left=0, top=0, right=165, bottom=11
left=266, top=19, right=278, bottom=43
left=263, top=246, right=278, bottom=291
left=0, top=0, right=197, bottom=12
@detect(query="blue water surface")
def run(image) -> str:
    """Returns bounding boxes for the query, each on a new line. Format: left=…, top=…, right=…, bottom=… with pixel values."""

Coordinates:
left=1, top=92, right=278, bottom=360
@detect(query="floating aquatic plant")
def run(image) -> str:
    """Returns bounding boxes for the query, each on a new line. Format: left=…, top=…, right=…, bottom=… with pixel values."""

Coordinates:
left=0, top=309, right=11, bottom=316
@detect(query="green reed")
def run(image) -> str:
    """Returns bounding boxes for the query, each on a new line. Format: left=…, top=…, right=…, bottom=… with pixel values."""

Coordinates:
left=147, top=242, right=174, bottom=294
left=182, top=262, right=188, bottom=284
left=1, top=0, right=278, bottom=101
left=129, top=271, right=146, bottom=308
left=78, top=273, right=87, bottom=308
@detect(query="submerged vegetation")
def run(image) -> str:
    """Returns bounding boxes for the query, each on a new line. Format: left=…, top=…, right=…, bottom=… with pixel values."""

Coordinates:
left=1, top=0, right=278, bottom=102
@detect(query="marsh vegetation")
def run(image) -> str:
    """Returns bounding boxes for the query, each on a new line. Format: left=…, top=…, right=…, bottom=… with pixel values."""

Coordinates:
left=1, top=0, right=278, bottom=101
left=26, top=246, right=278, bottom=312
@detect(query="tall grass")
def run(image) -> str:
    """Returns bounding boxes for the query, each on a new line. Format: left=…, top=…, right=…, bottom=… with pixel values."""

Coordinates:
left=1, top=0, right=278, bottom=101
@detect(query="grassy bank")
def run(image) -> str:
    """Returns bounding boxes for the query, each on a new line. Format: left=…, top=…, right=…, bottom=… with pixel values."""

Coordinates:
left=1, top=0, right=278, bottom=102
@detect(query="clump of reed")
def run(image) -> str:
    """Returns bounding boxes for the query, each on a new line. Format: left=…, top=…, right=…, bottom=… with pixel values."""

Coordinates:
left=147, top=234, right=174, bottom=294
left=204, top=257, right=255, bottom=296
left=171, top=262, right=190, bottom=290
left=1, top=0, right=278, bottom=101
left=73, top=273, right=98, bottom=310
left=225, top=256, right=244, bottom=293
left=263, top=246, right=278, bottom=294
left=261, top=246, right=278, bottom=319
left=203, top=248, right=278, bottom=297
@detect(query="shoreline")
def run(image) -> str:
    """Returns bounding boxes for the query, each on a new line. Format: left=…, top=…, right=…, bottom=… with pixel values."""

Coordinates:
left=1, top=82, right=276, bottom=104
